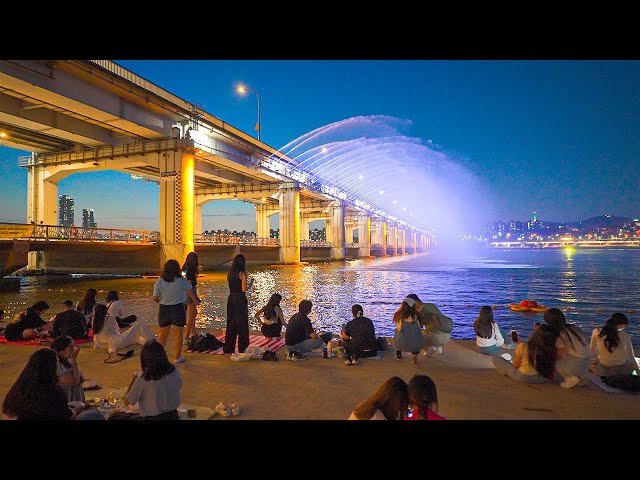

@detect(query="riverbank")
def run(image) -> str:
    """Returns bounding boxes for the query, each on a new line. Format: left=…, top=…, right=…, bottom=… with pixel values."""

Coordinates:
left=1, top=330, right=638, bottom=420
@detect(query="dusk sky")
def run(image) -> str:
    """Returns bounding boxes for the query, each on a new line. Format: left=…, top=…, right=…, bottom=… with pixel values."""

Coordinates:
left=1, top=60, right=638, bottom=234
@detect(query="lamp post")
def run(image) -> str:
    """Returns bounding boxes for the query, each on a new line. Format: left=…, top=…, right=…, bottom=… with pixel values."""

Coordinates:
left=236, top=84, right=261, bottom=141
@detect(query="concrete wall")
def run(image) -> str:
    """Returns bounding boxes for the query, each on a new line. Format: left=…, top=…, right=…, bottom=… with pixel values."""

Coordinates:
left=196, top=245, right=280, bottom=270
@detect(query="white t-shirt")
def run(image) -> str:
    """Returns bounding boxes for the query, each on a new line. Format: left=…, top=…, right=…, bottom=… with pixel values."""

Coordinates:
left=590, top=327, right=635, bottom=366
left=106, top=300, right=124, bottom=318
left=126, top=369, right=183, bottom=417
left=476, top=322, right=505, bottom=348
left=153, top=277, right=193, bottom=305
left=556, top=327, right=590, bottom=358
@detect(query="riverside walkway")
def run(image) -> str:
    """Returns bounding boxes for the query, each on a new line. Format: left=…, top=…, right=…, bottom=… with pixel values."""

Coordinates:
left=1, top=330, right=638, bottom=420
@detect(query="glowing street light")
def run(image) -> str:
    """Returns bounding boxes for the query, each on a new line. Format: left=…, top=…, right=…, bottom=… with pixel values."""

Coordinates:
left=236, top=83, right=261, bottom=141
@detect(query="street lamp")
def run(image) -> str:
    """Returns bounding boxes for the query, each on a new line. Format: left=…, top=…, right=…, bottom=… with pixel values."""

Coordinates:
left=236, top=84, right=261, bottom=141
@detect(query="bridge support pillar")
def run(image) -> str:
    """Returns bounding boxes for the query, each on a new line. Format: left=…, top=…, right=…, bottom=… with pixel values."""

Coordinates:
left=26, top=164, right=58, bottom=269
left=194, top=204, right=203, bottom=235
left=159, top=150, right=195, bottom=268
left=327, top=201, right=345, bottom=260
left=400, top=227, right=406, bottom=254
left=278, top=185, right=300, bottom=264
left=357, top=215, right=370, bottom=257
left=388, top=223, right=398, bottom=255
left=299, top=216, right=310, bottom=241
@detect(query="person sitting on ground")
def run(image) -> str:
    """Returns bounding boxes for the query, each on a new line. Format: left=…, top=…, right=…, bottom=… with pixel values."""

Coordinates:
left=544, top=307, right=590, bottom=389
left=93, top=304, right=156, bottom=361
left=76, top=288, right=98, bottom=328
left=2, top=348, right=103, bottom=420
left=3, top=300, right=51, bottom=341
left=122, top=339, right=183, bottom=420
left=50, top=300, right=89, bottom=340
left=285, top=300, right=327, bottom=355
left=405, top=374, right=447, bottom=420
left=474, top=305, right=514, bottom=355
left=255, top=293, right=287, bottom=339
left=50, top=335, right=85, bottom=403
left=341, top=304, right=378, bottom=365
left=406, top=293, right=454, bottom=356
left=590, top=312, right=640, bottom=377
left=491, top=323, right=557, bottom=384
left=106, top=290, right=137, bottom=328
left=349, top=376, right=409, bottom=420
left=393, top=297, right=424, bottom=364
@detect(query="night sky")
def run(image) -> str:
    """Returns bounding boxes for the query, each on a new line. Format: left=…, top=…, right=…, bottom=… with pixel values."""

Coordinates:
left=0, top=60, right=638, bottom=234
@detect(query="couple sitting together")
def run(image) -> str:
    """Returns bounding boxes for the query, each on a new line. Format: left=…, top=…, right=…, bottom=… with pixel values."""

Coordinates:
left=284, top=300, right=379, bottom=364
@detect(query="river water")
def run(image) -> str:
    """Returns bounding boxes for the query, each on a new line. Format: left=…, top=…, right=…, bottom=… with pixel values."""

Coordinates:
left=2, top=247, right=639, bottom=344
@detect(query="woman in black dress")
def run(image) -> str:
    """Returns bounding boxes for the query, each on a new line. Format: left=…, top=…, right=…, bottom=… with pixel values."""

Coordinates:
left=223, top=254, right=252, bottom=354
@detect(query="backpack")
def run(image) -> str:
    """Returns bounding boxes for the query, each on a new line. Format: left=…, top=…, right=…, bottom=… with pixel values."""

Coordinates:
left=187, top=333, right=224, bottom=352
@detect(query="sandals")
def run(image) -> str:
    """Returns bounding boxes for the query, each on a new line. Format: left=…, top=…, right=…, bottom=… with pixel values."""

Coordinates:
left=104, top=349, right=135, bottom=363
left=214, top=401, right=240, bottom=417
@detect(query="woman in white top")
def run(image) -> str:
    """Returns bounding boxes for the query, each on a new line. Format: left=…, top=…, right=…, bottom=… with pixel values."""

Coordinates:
left=106, top=290, right=137, bottom=328
left=348, top=376, right=408, bottom=420
left=474, top=305, right=515, bottom=355
left=92, top=304, right=156, bottom=360
left=124, top=339, right=183, bottom=420
left=590, top=313, right=640, bottom=377
left=543, top=308, right=590, bottom=388
left=152, top=259, right=200, bottom=365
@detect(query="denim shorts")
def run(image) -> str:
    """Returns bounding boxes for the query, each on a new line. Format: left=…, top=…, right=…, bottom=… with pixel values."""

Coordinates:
left=158, top=303, right=187, bottom=328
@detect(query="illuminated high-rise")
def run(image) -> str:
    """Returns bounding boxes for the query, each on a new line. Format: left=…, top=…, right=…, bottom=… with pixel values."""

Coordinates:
left=82, top=208, right=97, bottom=228
left=58, top=195, right=74, bottom=226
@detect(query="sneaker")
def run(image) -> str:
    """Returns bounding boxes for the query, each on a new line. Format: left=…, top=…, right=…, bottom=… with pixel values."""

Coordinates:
left=560, top=376, right=580, bottom=389
left=435, top=346, right=443, bottom=354
left=286, top=351, right=307, bottom=361
left=351, top=358, right=359, bottom=365
left=173, top=355, right=186, bottom=364
left=214, top=402, right=232, bottom=417
left=425, top=346, right=437, bottom=357
left=344, top=358, right=352, bottom=365
left=228, top=401, right=241, bottom=416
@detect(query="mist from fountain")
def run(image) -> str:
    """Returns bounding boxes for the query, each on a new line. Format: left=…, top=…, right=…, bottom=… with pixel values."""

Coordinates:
left=269, top=115, right=491, bottom=245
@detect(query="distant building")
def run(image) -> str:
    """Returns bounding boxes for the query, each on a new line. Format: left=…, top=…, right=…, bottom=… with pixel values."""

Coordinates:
left=82, top=208, right=97, bottom=228
left=58, top=195, right=74, bottom=227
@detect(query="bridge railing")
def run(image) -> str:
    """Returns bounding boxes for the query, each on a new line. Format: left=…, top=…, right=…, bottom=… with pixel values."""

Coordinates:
left=301, top=240, right=332, bottom=248
left=0, top=223, right=159, bottom=243
left=345, top=242, right=360, bottom=248
left=195, top=234, right=279, bottom=247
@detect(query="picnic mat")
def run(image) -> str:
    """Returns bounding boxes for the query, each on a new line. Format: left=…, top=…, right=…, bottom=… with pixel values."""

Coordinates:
left=587, top=373, right=640, bottom=395
left=0, top=335, right=93, bottom=346
left=187, top=334, right=285, bottom=354
left=362, top=350, right=384, bottom=360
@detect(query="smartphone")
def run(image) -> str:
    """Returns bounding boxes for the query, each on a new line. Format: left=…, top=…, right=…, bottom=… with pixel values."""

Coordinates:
left=510, top=330, right=518, bottom=343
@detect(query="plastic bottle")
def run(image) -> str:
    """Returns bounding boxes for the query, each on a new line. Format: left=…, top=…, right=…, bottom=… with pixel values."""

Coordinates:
left=327, top=340, right=333, bottom=357
left=322, top=343, right=328, bottom=358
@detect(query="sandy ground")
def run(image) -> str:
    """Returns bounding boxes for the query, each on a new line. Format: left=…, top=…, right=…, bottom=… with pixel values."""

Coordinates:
left=1, top=329, right=639, bottom=421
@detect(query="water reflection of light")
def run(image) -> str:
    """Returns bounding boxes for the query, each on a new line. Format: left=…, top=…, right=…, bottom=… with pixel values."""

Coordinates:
left=559, top=248, right=577, bottom=304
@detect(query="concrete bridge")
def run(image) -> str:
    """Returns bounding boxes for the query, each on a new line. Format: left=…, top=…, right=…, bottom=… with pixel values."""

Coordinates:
left=0, top=60, right=434, bottom=274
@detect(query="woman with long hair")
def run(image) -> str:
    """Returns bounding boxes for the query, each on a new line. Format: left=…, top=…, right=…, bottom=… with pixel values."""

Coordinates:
left=2, top=348, right=103, bottom=420
left=474, top=305, right=513, bottom=356
left=255, top=293, right=286, bottom=339
left=492, top=323, right=557, bottom=384
left=105, top=290, right=137, bottom=328
left=50, top=335, right=85, bottom=403
left=77, top=288, right=98, bottom=328
left=393, top=297, right=424, bottom=364
left=152, top=258, right=200, bottom=365
left=590, top=313, right=640, bottom=377
left=349, top=376, right=408, bottom=420
left=181, top=252, right=201, bottom=343
left=543, top=307, right=590, bottom=388
left=93, top=303, right=155, bottom=361
left=123, top=340, right=183, bottom=420
left=223, top=254, right=253, bottom=354
left=406, top=374, right=446, bottom=420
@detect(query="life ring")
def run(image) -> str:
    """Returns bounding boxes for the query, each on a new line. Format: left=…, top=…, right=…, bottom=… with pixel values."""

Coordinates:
left=509, top=303, right=531, bottom=312
left=530, top=305, right=549, bottom=313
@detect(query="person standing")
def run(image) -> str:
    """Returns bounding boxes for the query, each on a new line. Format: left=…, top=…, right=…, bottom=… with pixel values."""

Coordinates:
left=223, top=254, right=253, bottom=354
left=341, top=304, right=378, bottom=365
left=153, top=259, right=200, bottom=364
left=181, top=252, right=201, bottom=343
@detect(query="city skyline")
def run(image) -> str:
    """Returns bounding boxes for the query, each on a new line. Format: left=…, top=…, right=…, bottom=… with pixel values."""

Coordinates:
left=1, top=60, right=639, bottom=235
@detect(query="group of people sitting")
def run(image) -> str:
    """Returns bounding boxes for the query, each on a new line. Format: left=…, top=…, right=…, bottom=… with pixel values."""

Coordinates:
left=252, top=292, right=455, bottom=365
left=476, top=306, right=640, bottom=390
left=2, top=338, right=182, bottom=421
